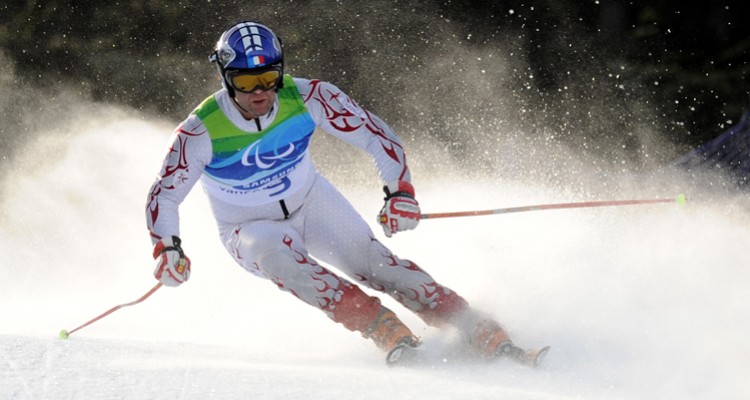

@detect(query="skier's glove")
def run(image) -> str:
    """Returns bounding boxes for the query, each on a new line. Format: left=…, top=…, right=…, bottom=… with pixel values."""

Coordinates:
left=152, top=236, right=191, bottom=287
left=378, top=181, right=420, bottom=237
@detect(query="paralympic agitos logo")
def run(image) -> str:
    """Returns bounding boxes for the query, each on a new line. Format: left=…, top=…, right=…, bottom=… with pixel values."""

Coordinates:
left=240, top=140, right=296, bottom=169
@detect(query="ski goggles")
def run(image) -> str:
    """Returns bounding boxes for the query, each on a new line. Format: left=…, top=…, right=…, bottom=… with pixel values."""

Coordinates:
left=225, top=67, right=282, bottom=93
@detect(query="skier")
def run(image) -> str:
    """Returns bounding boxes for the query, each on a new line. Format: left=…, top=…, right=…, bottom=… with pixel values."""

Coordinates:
left=145, top=20, right=545, bottom=366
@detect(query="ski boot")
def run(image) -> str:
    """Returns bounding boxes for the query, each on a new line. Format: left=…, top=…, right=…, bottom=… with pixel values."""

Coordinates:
left=496, top=341, right=550, bottom=367
left=385, top=337, right=421, bottom=367
left=472, top=319, right=549, bottom=367
left=363, top=307, right=421, bottom=366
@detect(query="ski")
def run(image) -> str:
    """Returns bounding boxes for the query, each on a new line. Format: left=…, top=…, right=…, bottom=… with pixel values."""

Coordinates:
left=386, top=342, right=551, bottom=368
left=509, top=345, right=550, bottom=368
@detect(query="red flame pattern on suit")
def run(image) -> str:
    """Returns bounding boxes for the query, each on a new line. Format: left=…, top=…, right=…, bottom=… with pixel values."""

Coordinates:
left=280, top=235, right=343, bottom=311
left=145, top=185, right=163, bottom=240
left=303, top=80, right=405, bottom=174
left=146, top=128, right=201, bottom=239
left=161, top=129, right=196, bottom=187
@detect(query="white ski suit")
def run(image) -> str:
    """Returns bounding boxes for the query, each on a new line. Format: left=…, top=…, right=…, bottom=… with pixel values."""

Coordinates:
left=146, top=76, right=474, bottom=343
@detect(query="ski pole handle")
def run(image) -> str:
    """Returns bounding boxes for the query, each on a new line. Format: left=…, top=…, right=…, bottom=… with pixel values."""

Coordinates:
left=421, top=194, right=686, bottom=220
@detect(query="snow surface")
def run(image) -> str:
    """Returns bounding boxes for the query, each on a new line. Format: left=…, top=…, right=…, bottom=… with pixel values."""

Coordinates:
left=1, top=113, right=749, bottom=399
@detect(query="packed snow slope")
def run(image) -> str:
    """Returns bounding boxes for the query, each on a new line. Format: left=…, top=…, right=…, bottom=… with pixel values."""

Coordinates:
left=1, top=109, right=749, bottom=400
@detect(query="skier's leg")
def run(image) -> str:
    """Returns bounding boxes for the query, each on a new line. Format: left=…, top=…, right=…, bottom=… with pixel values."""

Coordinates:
left=299, top=176, right=465, bottom=320
left=361, top=242, right=521, bottom=358
left=301, top=176, right=518, bottom=357
left=223, top=219, right=418, bottom=353
left=362, top=246, right=523, bottom=359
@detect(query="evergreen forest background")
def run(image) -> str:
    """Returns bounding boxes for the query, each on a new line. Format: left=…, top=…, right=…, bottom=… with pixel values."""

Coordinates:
left=1, top=0, right=748, bottom=172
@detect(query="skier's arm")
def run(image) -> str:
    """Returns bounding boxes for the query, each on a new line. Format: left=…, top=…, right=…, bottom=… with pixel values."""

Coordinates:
left=145, top=116, right=211, bottom=285
left=146, top=116, right=211, bottom=242
left=146, top=116, right=211, bottom=286
left=298, top=78, right=411, bottom=184
left=298, top=78, right=420, bottom=236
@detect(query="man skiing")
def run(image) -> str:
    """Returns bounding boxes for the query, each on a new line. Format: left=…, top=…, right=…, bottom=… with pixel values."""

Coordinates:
left=146, top=20, right=546, bottom=366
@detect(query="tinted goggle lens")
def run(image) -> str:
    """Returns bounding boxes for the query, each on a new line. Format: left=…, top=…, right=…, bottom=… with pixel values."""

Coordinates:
left=226, top=69, right=281, bottom=92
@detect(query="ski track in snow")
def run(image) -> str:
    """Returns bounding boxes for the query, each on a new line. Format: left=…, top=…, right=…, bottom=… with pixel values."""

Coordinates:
left=1, top=116, right=749, bottom=399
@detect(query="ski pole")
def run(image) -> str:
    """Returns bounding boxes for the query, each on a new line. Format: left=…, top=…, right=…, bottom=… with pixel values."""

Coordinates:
left=420, top=194, right=686, bottom=220
left=59, top=282, right=163, bottom=339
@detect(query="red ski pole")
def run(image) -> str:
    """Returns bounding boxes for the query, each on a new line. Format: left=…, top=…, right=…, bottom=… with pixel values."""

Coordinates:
left=59, top=282, right=163, bottom=339
left=420, top=194, right=686, bottom=220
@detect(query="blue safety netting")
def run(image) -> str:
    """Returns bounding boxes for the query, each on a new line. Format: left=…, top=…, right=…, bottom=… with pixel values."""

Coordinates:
left=673, top=107, right=750, bottom=186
